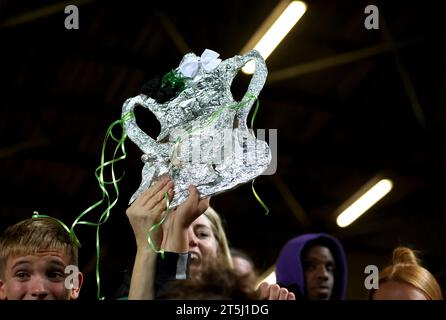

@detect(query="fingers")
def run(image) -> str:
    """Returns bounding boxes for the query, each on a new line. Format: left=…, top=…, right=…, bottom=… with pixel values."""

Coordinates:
left=257, top=282, right=270, bottom=300
left=176, top=185, right=207, bottom=227
left=197, top=197, right=210, bottom=215
left=268, top=284, right=280, bottom=300
left=278, top=287, right=289, bottom=300
left=256, top=283, right=292, bottom=300
left=142, top=180, right=173, bottom=210
left=188, top=185, right=204, bottom=220
left=152, top=192, right=171, bottom=217
left=148, top=181, right=174, bottom=209
left=189, top=185, right=209, bottom=216
left=136, top=176, right=169, bottom=206
left=126, top=176, right=174, bottom=225
left=187, top=184, right=199, bottom=203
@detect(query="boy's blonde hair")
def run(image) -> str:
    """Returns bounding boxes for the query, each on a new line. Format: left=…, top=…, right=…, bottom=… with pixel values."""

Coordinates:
left=0, top=218, right=79, bottom=278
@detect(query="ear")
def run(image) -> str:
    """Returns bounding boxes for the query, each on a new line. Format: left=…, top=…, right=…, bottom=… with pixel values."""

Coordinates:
left=69, top=272, right=84, bottom=300
left=0, top=278, right=6, bottom=300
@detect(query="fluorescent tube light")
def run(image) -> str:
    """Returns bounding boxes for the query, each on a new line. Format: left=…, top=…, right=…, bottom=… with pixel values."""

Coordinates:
left=242, top=1, right=307, bottom=74
left=336, top=179, right=393, bottom=227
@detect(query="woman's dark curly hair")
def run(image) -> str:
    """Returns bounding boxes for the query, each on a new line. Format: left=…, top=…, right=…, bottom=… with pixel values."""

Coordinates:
left=156, top=262, right=258, bottom=300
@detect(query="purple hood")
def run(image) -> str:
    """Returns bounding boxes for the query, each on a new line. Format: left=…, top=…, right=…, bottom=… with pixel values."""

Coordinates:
left=275, top=233, right=348, bottom=300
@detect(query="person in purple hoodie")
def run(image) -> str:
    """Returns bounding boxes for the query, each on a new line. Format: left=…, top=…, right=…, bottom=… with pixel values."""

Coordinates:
left=275, top=233, right=348, bottom=300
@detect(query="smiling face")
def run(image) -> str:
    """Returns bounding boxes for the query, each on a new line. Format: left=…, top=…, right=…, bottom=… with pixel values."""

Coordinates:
left=303, top=245, right=335, bottom=300
left=0, top=250, right=83, bottom=300
left=187, top=215, right=219, bottom=278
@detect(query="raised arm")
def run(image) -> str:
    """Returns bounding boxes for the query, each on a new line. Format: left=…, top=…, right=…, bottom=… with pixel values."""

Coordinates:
left=126, top=176, right=173, bottom=300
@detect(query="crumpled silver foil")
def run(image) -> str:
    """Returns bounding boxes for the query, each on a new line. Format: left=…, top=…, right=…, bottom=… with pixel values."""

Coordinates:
left=122, top=49, right=271, bottom=208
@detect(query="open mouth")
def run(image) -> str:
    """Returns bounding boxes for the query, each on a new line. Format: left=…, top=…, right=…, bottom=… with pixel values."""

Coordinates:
left=189, top=252, right=201, bottom=264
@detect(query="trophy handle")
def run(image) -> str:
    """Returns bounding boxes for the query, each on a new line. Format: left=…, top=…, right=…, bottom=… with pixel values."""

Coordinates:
left=122, top=95, right=159, bottom=157
left=236, top=50, right=268, bottom=130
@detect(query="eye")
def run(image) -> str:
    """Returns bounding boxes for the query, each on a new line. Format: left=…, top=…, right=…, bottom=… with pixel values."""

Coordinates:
left=195, top=227, right=212, bottom=239
left=326, top=263, right=335, bottom=272
left=47, top=271, right=65, bottom=281
left=304, top=262, right=316, bottom=271
left=197, top=231, right=210, bottom=239
left=15, top=271, right=30, bottom=280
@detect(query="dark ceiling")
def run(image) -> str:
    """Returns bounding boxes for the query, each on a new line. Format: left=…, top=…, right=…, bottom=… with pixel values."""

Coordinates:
left=1, top=0, right=445, bottom=299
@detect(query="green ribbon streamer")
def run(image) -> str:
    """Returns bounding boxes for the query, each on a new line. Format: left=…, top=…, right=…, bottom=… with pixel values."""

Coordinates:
left=245, top=93, right=269, bottom=215
left=146, top=192, right=172, bottom=260
left=185, top=92, right=258, bottom=137
left=251, top=179, right=269, bottom=215
left=31, top=212, right=81, bottom=247
left=69, top=111, right=134, bottom=300
left=246, top=92, right=260, bottom=130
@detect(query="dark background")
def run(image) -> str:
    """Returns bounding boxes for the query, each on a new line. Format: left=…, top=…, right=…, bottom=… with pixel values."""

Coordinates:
left=1, top=0, right=445, bottom=299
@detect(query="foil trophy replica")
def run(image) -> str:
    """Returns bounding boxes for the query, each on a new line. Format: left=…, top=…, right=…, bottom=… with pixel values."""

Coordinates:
left=122, top=49, right=271, bottom=208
